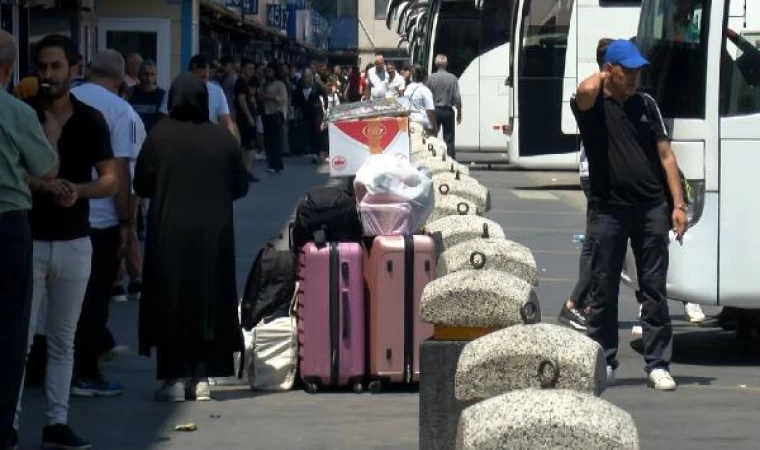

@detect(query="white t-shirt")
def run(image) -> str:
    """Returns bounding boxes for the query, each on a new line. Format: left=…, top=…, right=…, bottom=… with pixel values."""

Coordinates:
left=579, top=143, right=589, bottom=178
left=159, top=80, right=230, bottom=123
left=367, top=66, right=389, bottom=99
left=386, top=75, right=406, bottom=98
left=404, top=82, right=436, bottom=129
left=72, top=83, right=146, bottom=229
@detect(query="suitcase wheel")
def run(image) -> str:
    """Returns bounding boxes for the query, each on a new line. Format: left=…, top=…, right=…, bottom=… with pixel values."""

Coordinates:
left=352, top=382, right=364, bottom=394
left=369, top=380, right=383, bottom=395
left=306, top=382, right=319, bottom=394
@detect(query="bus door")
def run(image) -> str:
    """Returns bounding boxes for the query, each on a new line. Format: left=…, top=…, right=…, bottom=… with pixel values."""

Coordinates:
left=718, top=1, right=760, bottom=307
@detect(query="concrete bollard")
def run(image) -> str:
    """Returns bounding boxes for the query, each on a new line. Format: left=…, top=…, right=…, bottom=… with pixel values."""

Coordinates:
left=456, top=389, right=640, bottom=450
left=416, top=153, right=470, bottom=176
left=425, top=216, right=505, bottom=252
left=433, top=172, right=491, bottom=212
left=434, top=180, right=490, bottom=214
left=419, top=340, right=477, bottom=450
left=426, top=195, right=481, bottom=225
left=420, top=270, right=540, bottom=331
left=437, top=238, right=538, bottom=285
left=455, top=324, right=607, bottom=401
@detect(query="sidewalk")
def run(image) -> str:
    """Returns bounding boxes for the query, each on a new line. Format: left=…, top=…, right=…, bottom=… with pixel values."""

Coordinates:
left=17, top=159, right=419, bottom=450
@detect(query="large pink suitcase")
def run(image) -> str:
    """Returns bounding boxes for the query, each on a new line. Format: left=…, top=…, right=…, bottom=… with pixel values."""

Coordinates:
left=298, top=242, right=365, bottom=394
left=365, top=235, right=435, bottom=392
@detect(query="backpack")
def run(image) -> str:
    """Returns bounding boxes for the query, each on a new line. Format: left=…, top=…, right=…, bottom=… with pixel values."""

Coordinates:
left=240, top=234, right=297, bottom=332
left=291, top=184, right=363, bottom=251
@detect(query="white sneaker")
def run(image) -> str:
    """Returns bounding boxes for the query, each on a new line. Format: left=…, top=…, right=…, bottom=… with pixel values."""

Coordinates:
left=606, top=365, right=617, bottom=386
left=631, top=304, right=643, bottom=336
left=684, top=302, right=706, bottom=323
left=185, top=379, right=212, bottom=401
left=648, top=368, right=677, bottom=391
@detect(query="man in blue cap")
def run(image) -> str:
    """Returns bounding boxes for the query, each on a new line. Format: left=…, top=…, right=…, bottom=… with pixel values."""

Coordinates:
left=571, top=39, right=687, bottom=391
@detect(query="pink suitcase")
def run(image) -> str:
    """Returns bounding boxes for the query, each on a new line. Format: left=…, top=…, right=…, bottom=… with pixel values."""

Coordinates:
left=298, top=242, right=365, bottom=394
left=365, top=235, right=435, bottom=392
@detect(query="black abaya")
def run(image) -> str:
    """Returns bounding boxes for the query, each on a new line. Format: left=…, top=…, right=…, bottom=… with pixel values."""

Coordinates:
left=134, top=74, right=249, bottom=379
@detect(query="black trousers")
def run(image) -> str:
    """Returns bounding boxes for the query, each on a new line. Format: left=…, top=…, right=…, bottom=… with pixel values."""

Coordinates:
left=435, top=106, right=456, bottom=158
left=301, top=115, right=322, bottom=156
left=585, top=201, right=673, bottom=372
left=74, top=226, right=120, bottom=380
left=570, top=178, right=592, bottom=307
left=263, top=113, right=286, bottom=171
left=0, top=211, right=32, bottom=436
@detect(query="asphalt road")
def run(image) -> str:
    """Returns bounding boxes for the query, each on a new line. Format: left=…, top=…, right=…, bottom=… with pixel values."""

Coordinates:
left=16, top=159, right=760, bottom=450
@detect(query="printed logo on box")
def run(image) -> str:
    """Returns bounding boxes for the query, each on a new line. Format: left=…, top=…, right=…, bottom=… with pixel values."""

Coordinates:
left=331, top=155, right=347, bottom=171
left=334, top=119, right=401, bottom=153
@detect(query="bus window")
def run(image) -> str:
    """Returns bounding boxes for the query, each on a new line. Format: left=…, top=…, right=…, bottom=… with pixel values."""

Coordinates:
left=519, top=0, right=573, bottom=79
left=432, top=1, right=482, bottom=77
left=720, top=29, right=760, bottom=117
left=481, top=0, right=514, bottom=55
left=637, top=0, right=709, bottom=119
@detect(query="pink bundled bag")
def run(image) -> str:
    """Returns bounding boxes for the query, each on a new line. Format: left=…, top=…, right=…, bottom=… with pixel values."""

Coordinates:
left=353, top=154, right=434, bottom=236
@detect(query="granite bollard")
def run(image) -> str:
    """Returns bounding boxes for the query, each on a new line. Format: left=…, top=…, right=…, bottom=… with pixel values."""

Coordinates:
left=424, top=216, right=505, bottom=252
left=433, top=172, right=491, bottom=211
left=426, top=195, right=480, bottom=225
left=437, top=238, right=538, bottom=285
left=420, top=270, right=540, bottom=330
left=456, top=389, right=640, bottom=450
left=455, top=324, right=607, bottom=401
left=416, top=153, right=470, bottom=176
left=419, top=340, right=478, bottom=450
left=434, top=179, right=490, bottom=213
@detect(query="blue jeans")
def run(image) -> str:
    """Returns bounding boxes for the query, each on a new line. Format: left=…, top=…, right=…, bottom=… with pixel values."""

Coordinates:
left=0, top=211, right=33, bottom=437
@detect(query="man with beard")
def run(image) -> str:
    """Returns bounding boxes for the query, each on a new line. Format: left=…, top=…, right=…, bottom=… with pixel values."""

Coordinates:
left=0, top=30, right=59, bottom=450
left=15, top=34, right=117, bottom=450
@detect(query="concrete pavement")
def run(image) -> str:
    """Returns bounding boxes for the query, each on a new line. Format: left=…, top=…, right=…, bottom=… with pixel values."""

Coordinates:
left=16, top=160, right=760, bottom=449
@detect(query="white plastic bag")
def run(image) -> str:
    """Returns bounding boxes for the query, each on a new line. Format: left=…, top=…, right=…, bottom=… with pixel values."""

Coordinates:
left=354, top=154, right=434, bottom=235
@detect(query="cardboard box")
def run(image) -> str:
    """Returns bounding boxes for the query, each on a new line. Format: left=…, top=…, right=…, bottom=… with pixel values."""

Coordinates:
left=328, top=116, right=411, bottom=177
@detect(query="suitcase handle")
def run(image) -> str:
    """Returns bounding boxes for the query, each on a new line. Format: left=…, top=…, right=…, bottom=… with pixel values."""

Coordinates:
left=341, top=261, right=349, bottom=280
left=438, top=183, right=450, bottom=195
left=457, top=202, right=470, bottom=215
left=470, top=251, right=487, bottom=270
left=341, top=290, right=349, bottom=340
left=538, top=358, right=560, bottom=389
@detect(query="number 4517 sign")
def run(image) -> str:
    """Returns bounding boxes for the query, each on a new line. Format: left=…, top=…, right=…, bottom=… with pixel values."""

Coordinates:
left=267, top=4, right=289, bottom=30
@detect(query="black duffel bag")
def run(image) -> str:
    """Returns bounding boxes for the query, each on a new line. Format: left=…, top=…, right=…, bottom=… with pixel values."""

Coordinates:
left=291, top=183, right=362, bottom=251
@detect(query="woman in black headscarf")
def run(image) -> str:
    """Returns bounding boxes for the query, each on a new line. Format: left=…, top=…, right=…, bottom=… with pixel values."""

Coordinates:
left=134, top=73, right=249, bottom=402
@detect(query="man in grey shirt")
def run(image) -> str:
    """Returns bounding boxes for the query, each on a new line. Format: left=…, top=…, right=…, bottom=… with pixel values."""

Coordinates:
left=0, top=30, right=58, bottom=450
left=427, top=54, right=462, bottom=158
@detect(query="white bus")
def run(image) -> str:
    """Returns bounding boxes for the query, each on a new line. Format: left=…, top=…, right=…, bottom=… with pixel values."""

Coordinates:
left=420, top=0, right=514, bottom=153
left=505, top=0, right=642, bottom=169
left=622, top=0, right=760, bottom=324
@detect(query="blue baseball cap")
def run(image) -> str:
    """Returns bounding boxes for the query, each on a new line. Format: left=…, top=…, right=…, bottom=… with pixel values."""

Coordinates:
left=604, top=39, right=649, bottom=69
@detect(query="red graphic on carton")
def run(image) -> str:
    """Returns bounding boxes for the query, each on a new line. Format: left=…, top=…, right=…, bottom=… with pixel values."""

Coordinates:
left=333, top=119, right=401, bottom=153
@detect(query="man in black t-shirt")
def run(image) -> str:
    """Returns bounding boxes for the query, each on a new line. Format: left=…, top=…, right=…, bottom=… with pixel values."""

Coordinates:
left=17, top=34, right=117, bottom=450
left=571, top=40, right=687, bottom=392
left=129, top=60, right=166, bottom=134
left=234, top=60, right=260, bottom=183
